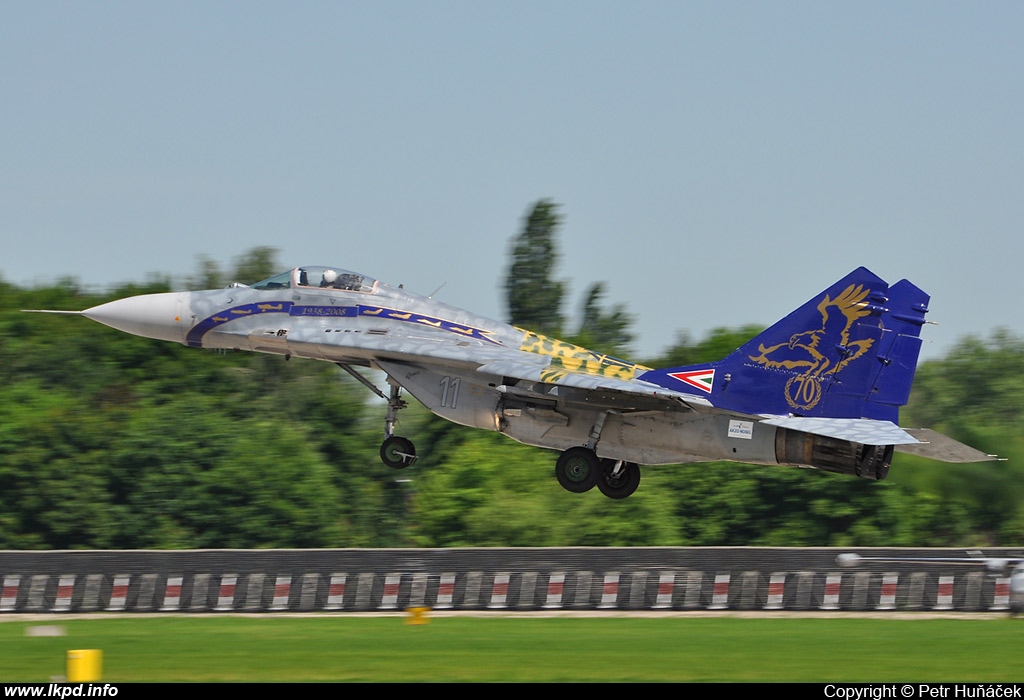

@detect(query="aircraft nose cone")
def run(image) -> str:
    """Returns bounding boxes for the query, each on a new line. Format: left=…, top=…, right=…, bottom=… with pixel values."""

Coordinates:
left=83, top=292, right=190, bottom=344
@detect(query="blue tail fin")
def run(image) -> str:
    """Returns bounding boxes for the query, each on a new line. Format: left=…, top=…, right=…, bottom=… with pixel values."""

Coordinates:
left=640, top=267, right=930, bottom=420
left=861, top=278, right=929, bottom=419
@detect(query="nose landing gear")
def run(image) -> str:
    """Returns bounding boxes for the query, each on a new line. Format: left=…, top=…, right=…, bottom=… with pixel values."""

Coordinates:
left=337, top=363, right=418, bottom=469
left=380, top=381, right=417, bottom=468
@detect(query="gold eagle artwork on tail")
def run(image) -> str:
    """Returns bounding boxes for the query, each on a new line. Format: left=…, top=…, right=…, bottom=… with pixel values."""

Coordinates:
left=747, top=283, right=876, bottom=410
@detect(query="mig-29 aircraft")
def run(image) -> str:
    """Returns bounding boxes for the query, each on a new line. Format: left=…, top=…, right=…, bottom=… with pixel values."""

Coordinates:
left=28, top=265, right=996, bottom=499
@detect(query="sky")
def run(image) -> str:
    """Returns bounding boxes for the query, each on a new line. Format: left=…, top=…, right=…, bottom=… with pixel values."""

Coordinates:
left=3, top=1, right=1022, bottom=362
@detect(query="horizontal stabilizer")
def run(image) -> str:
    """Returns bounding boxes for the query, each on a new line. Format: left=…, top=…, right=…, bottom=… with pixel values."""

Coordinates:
left=896, top=428, right=1001, bottom=463
left=759, top=416, right=918, bottom=445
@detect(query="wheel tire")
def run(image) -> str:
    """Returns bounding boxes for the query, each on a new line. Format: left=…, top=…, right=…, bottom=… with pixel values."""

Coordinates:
left=596, top=460, right=641, bottom=499
left=555, top=447, right=600, bottom=493
left=381, top=436, right=416, bottom=469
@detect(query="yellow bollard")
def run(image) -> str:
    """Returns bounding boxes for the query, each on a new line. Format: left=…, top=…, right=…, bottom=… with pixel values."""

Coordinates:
left=66, top=649, right=102, bottom=681
left=405, top=606, right=430, bottom=625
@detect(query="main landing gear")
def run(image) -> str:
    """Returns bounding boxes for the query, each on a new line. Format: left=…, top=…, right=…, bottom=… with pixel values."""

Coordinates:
left=554, top=447, right=641, bottom=499
left=337, top=364, right=417, bottom=469
left=554, top=410, right=641, bottom=498
left=338, top=363, right=640, bottom=494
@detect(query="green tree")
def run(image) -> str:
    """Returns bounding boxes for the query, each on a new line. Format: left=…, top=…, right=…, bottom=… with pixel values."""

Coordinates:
left=897, top=329, right=1024, bottom=545
left=504, top=199, right=566, bottom=336
left=905, top=329, right=1024, bottom=431
left=189, top=255, right=225, bottom=289
left=410, top=431, right=681, bottom=547
left=231, top=246, right=280, bottom=285
left=647, top=325, right=764, bottom=368
left=570, top=282, right=635, bottom=358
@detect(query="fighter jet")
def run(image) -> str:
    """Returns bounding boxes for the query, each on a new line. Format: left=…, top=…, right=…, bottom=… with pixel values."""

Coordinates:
left=27, top=265, right=997, bottom=498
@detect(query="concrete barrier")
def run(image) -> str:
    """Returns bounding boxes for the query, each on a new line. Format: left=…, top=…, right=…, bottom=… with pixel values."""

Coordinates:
left=0, top=547, right=1016, bottom=613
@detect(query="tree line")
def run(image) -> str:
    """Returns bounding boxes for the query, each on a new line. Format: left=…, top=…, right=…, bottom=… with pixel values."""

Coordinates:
left=1, top=202, right=1021, bottom=549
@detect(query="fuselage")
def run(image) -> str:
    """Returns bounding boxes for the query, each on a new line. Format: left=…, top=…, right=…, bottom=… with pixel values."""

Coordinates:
left=83, top=265, right=647, bottom=378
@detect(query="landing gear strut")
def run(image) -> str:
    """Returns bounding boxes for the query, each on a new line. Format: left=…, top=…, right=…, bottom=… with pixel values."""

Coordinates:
left=380, top=380, right=417, bottom=468
left=337, top=364, right=417, bottom=469
left=596, top=459, right=641, bottom=499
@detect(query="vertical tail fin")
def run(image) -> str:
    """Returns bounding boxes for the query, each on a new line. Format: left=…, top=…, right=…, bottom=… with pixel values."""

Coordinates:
left=861, top=278, right=929, bottom=419
left=640, top=267, right=929, bottom=420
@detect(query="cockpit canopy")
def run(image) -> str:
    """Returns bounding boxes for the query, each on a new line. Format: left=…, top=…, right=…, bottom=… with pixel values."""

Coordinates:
left=251, top=267, right=378, bottom=294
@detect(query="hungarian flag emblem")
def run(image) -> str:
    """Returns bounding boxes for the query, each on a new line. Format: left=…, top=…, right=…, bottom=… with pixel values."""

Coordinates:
left=668, top=369, right=715, bottom=394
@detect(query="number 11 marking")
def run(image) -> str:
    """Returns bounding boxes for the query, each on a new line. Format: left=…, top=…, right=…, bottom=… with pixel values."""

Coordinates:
left=440, top=376, right=461, bottom=408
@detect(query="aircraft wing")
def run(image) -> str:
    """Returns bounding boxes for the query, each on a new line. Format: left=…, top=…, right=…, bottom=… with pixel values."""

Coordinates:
left=282, top=318, right=521, bottom=367
left=288, top=320, right=715, bottom=410
left=475, top=358, right=714, bottom=410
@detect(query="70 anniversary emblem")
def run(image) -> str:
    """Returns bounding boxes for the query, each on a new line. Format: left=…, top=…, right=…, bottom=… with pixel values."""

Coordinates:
left=747, top=282, right=876, bottom=411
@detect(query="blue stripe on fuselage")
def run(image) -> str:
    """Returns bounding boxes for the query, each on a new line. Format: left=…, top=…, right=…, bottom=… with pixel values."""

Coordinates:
left=186, top=301, right=296, bottom=347
left=186, top=301, right=499, bottom=347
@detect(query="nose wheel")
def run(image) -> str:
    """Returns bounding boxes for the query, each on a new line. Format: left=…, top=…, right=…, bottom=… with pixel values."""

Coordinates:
left=381, top=435, right=417, bottom=469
